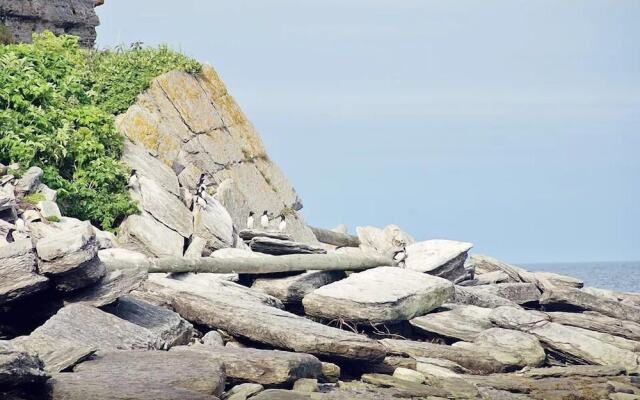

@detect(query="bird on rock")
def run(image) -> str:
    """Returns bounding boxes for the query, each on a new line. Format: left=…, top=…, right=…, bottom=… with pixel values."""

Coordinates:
left=278, top=215, right=287, bottom=232
left=247, top=211, right=255, bottom=229
left=261, top=211, right=269, bottom=229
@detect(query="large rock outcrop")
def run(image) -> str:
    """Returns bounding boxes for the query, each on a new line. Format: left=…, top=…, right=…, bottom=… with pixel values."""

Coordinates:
left=0, top=0, right=103, bottom=47
left=116, top=66, right=317, bottom=256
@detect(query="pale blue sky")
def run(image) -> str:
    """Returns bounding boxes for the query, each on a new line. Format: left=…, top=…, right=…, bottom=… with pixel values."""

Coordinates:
left=97, top=1, right=640, bottom=263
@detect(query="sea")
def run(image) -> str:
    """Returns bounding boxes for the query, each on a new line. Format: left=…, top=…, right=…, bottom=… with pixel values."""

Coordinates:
left=523, top=261, right=640, bottom=293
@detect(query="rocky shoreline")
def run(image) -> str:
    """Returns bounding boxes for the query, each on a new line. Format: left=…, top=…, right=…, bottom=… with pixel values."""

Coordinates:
left=1, top=66, right=640, bottom=400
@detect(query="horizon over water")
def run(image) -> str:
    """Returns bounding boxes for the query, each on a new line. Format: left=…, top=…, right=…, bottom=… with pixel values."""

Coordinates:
left=521, top=260, right=640, bottom=293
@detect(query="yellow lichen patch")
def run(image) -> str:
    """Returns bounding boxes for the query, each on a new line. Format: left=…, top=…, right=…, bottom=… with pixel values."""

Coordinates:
left=214, top=94, right=248, bottom=127
left=156, top=71, right=224, bottom=134
left=197, top=64, right=229, bottom=100
left=115, top=106, right=160, bottom=155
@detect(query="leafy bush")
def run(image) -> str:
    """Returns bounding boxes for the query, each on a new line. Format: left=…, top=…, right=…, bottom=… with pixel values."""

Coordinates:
left=0, top=32, right=201, bottom=230
left=23, top=193, right=46, bottom=205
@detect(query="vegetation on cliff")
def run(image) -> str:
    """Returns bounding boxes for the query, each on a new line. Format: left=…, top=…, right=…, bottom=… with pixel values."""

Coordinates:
left=0, top=32, right=201, bottom=230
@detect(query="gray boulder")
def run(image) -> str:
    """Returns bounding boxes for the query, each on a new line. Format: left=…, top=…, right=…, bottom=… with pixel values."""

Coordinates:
left=14, top=166, right=42, bottom=195
left=119, top=213, right=185, bottom=257
left=303, top=266, right=454, bottom=324
left=0, top=350, right=48, bottom=387
left=0, top=240, right=49, bottom=305
left=453, top=285, right=521, bottom=308
left=467, top=283, right=541, bottom=304
left=35, top=221, right=105, bottom=292
left=404, top=240, right=473, bottom=281
left=252, top=270, right=346, bottom=304
left=410, top=304, right=493, bottom=341
left=249, top=237, right=327, bottom=255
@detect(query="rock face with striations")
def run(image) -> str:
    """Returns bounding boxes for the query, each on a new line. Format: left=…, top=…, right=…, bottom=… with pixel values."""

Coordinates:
left=0, top=0, right=103, bottom=47
left=116, top=65, right=317, bottom=256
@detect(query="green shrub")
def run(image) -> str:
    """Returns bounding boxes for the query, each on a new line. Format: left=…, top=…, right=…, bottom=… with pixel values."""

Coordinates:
left=23, top=193, right=46, bottom=205
left=0, top=32, right=201, bottom=230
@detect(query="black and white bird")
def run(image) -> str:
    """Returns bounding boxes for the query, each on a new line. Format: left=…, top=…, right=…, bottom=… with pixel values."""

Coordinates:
left=126, top=169, right=139, bottom=191
left=6, top=228, right=15, bottom=243
left=246, top=211, right=255, bottom=229
left=15, top=218, right=25, bottom=232
left=260, top=211, right=269, bottom=229
left=278, top=215, right=287, bottom=232
left=194, top=174, right=208, bottom=207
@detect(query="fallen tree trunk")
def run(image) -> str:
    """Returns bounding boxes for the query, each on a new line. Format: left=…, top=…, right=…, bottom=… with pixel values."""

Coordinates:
left=310, top=226, right=360, bottom=247
left=130, top=251, right=395, bottom=274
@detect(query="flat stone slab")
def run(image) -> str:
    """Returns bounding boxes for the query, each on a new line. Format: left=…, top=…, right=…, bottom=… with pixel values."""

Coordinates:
left=250, top=237, right=327, bottom=255
left=410, top=304, right=493, bottom=341
left=103, top=295, right=193, bottom=349
left=252, top=271, right=346, bottom=304
left=11, top=304, right=163, bottom=372
left=134, top=279, right=386, bottom=363
left=404, top=240, right=473, bottom=281
left=380, top=339, right=508, bottom=374
left=303, top=267, right=454, bottom=324
left=490, top=306, right=640, bottom=369
left=172, top=344, right=322, bottom=385
left=548, top=311, right=640, bottom=342
left=0, top=240, right=49, bottom=305
left=467, top=283, right=541, bottom=305
left=453, top=285, right=520, bottom=308
left=240, top=229, right=292, bottom=242
left=48, top=350, right=225, bottom=400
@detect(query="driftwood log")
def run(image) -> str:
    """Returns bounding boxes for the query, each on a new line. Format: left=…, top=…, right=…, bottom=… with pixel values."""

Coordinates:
left=108, top=251, right=394, bottom=275
left=310, top=226, right=360, bottom=247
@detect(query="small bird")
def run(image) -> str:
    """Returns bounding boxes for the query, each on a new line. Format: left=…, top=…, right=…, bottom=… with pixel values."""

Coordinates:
left=195, top=174, right=207, bottom=196
left=260, top=211, right=269, bottom=229
left=246, top=211, right=255, bottom=229
left=15, top=218, right=25, bottom=232
left=278, top=215, right=287, bottom=232
left=6, top=228, right=15, bottom=243
left=126, top=169, right=139, bottom=190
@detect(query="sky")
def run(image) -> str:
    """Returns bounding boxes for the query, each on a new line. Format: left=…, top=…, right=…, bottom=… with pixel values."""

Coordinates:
left=96, top=0, right=640, bottom=264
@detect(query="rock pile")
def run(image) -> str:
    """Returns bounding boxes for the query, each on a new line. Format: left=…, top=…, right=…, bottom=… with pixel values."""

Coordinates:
left=1, top=66, right=640, bottom=400
left=0, top=0, right=103, bottom=47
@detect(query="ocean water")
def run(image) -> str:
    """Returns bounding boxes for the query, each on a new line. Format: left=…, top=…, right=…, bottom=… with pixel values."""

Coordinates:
left=523, top=261, right=640, bottom=293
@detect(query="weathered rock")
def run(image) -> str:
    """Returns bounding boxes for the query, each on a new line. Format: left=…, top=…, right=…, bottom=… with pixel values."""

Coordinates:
left=360, top=373, right=450, bottom=398
left=473, top=270, right=514, bottom=285
left=292, top=378, right=318, bottom=393
left=404, top=240, right=473, bottom=281
left=11, top=304, right=163, bottom=371
left=249, top=389, right=310, bottom=400
left=202, top=331, right=224, bottom=347
left=172, top=345, right=322, bottom=385
left=519, top=365, right=626, bottom=379
left=0, top=0, right=102, bottom=47
left=48, top=350, right=225, bottom=400
left=117, top=67, right=316, bottom=243
left=454, top=285, right=521, bottom=308
left=14, top=167, right=42, bottom=195
left=532, top=272, right=584, bottom=289
left=356, top=225, right=415, bottom=255
left=119, top=213, right=184, bottom=257
left=185, top=236, right=208, bottom=258
left=453, top=328, right=546, bottom=368
left=36, top=200, right=62, bottom=221
left=35, top=222, right=105, bottom=291
left=320, top=362, right=340, bottom=383
left=133, top=175, right=193, bottom=238
left=303, top=267, right=454, bottom=324
left=250, top=237, right=327, bottom=256
left=193, top=194, right=235, bottom=251
left=252, top=271, right=346, bottom=304
left=392, top=367, right=425, bottom=383
left=415, top=360, right=463, bottom=378
left=240, top=229, right=292, bottom=242
left=63, top=258, right=148, bottom=307
left=468, top=283, right=541, bottom=305
left=0, top=185, right=16, bottom=212
left=133, top=279, right=386, bottom=362
left=36, top=183, right=57, bottom=202
left=0, top=350, right=48, bottom=387
left=122, top=141, right=180, bottom=196
left=582, top=287, right=640, bottom=308
left=0, top=240, right=48, bottom=305
left=410, top=304, right=493, bottom=341
left=224, top=383, right=264, bottom=400
left=94, top=228, right=118, bottom=249
left=147, top=273, right=283, bottom=309
left=103, top=295, right=193, bottom=349
left=310, top=226, right=359, bottom=248
left=380, top=338, right=507, bottom=374
left=540, top=286, right=640, bottom=324
left=490, top=306, right=640, bottom=369
left=548, top=311, right=640, bottom=342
